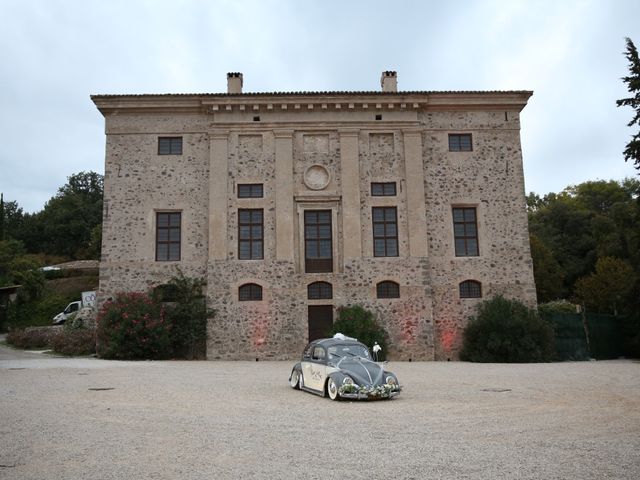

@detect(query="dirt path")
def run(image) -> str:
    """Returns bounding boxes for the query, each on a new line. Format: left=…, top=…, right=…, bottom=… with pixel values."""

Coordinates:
left=1, top=343, right=639, bottom=479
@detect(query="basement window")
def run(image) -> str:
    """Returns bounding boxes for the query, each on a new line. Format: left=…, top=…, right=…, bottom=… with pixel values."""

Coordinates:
left=239, top=283, right=262, bottom=301
left=459, top=280, right=482, bottom=298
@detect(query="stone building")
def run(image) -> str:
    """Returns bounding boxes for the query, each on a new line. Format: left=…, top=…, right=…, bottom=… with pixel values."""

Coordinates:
left=91, top=71, right=536, bottom=361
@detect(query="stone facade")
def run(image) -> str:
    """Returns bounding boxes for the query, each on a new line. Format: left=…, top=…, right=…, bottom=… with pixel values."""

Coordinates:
left=92, top=72, right=537, bottom=361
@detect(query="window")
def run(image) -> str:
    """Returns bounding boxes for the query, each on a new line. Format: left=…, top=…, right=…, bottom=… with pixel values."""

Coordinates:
left=459, top=280, right=482, bottom=298
left=304, top=210, right=333, bottom=273
left=371, top=182, right=397, bottom=196
left=238, top=184, right=263, bottom=198
left=453, top=207, right=479, bottom=256
left=158, top=137, right=183, bottom=155
left=372, top=207, right=398, bottom=257
left=307, top=282, right=333, bottom=300
left=448, top=134, right=472, bottom=152
left=238, top=209, right=263, bottom=259
left=377, top=281, right=400, bottom=299
left=312, top=346, right=326, bottom=360
left=239, top=283, right=262, bottom=301
left=156, top=212, right=181, bottom=261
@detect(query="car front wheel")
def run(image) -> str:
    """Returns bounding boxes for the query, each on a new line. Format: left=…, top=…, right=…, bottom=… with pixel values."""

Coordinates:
left=289, top=369, right=301, bottom=389
left=327, top=377, right=340, bottom=401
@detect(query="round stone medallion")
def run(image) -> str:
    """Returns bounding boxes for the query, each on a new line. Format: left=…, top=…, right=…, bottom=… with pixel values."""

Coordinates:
left=303, top=165, right=330, bottom=190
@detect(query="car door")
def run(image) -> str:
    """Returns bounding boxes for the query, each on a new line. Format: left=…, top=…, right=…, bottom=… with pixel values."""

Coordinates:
left=302, top=345, right=327, bottom=393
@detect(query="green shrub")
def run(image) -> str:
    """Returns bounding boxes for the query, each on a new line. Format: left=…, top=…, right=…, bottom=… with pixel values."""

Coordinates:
left=96, top=292, right=171, bottom=360
left=460, top=295, right=555, bottom=363
left=157, top=272, right=213, bottom=360
left=51, top=328, right=96, bottom=356
left=538, top=300, right=578, bottom=315
left=331, top=305, right=388, bottom=361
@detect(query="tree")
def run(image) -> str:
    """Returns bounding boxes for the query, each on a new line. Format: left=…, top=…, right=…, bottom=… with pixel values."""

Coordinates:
left=616, top=37, right=640, bottom=171
left=529, top=234, right=565, bottom=302
left=18, top=172, right=103, bottom=259
left=0, top=193, right=4, bottom=241
left=528, top=179, right=640, bottom=300
left=573, top=256, right=636, bottom=315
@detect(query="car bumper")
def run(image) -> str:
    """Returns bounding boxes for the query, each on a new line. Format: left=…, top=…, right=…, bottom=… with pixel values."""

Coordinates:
left=339, top=387, right=401, bottom=400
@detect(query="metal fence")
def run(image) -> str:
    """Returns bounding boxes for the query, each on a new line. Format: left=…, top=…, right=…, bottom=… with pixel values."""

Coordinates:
left=542, top=312, right=624, bottom=361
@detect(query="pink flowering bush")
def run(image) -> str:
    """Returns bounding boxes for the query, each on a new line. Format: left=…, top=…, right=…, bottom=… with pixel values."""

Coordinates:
left=96, top=292, right=171, bottom=359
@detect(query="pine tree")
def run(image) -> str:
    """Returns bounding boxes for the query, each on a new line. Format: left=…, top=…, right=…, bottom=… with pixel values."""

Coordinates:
left=0, top=193, right=5, bottom=241
left=616, top=37, right=640, bottom=171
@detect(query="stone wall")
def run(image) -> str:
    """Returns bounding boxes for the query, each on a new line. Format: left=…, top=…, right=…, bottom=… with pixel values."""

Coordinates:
left=95, top=92, right=536, bottom=361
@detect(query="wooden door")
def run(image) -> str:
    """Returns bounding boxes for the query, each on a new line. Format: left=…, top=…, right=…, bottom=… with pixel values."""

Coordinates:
left=308, top=305, right=333, bottom=341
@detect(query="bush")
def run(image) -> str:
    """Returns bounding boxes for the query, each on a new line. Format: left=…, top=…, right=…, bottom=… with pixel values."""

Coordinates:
left=96, top=292, right=171, bottom=360
left=51, top=328, right=96, bottom=356
left=538, top=300, right=577, bottom=315
left=6, top=327, right=57, bottom=349
left=330, top=305, right=388, bottom=361
left=460, top=295, right=555, bottom=363
left=157, top=272, right=213, bottom=360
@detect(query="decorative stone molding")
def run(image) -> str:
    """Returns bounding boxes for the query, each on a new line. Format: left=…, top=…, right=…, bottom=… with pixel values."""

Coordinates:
left=303, top=165, right=330, bottom=190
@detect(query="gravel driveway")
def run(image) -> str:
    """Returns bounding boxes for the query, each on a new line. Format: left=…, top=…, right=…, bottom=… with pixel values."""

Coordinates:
left=1, top=343, right=639, bottom=479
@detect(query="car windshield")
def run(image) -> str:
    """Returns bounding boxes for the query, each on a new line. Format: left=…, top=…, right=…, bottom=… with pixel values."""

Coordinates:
left=327, top=344, right=371, bottom=360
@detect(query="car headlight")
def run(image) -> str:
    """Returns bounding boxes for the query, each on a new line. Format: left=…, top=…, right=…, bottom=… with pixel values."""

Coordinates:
left=342, top=377, right=354, bottom=385
left=385, top=376, right=397, bottom=385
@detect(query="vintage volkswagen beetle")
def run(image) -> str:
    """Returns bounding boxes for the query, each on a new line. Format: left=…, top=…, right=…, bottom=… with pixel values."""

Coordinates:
left=288, top=334, right=401, bottom=400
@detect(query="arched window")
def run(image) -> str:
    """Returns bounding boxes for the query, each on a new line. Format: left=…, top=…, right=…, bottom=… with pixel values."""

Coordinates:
left=459, top=280, right=482, bottom=298
left=376, top=281, right=400, bottom=299
left=307, top=281, right=333, bottom=300
left=239, top=283, right=262, bottom=301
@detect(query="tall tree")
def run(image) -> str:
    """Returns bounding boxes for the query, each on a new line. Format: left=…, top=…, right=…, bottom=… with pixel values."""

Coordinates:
left=17, top=172, right=103, bottom=259
left=528, top=179, right=640, bottom=300
left=0, top=193, right=4, bottom=241
left=573, top=257, right=636, bottom=315
left=616, top=37, right=640, bottom=171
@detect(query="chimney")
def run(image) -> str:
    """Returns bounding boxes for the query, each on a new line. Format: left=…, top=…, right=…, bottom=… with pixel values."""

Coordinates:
left=227, top=72, right=243, bottom=94
left=380, top=71, right=397, bottom=92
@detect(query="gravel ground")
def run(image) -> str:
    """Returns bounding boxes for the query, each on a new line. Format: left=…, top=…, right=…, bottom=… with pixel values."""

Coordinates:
left=1, top=343, right=639, bottom=480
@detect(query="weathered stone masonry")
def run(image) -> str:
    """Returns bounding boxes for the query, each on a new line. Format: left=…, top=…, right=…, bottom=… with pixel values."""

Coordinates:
left=92, top=72, right=537, bottom=361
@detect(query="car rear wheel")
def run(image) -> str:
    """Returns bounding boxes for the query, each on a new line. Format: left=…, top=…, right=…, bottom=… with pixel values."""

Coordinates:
left=289, top=369, right=301, bottom=389
left=327, top=377, right=340, bottom=401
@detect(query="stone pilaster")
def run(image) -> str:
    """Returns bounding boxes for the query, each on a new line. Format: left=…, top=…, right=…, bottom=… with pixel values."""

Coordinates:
left=209, top=132, right=229, bottom=260
left=274, top=130, right=294, bottom=261
left=340, top=129, right=362, bottom=260
left=403, top=129, right=428, bottom=257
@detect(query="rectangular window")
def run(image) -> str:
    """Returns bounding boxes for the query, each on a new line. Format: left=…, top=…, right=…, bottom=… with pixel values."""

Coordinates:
left=156, top=212, right=181, bottom=261
left=448, top=134, right=472, bottom=152
left=158, top=137, right=183, bottom=155
left=371, top=182, right=397, bottom=196
left=372, top=207, right=398, bottom=257
left=238, top=209, right=263, bottom=260
left=237, top=184, right=264, bottom=198
left=453, top=207, right=479, bottom=256
left=304, top=210, right=333, bottom=273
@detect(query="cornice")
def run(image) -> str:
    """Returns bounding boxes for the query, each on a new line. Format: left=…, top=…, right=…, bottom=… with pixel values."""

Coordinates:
left=91, top=91, right=533, bottom=116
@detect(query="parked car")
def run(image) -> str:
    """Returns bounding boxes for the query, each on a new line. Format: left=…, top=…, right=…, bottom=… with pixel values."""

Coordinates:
left=288, top=334, right=401, bottom=400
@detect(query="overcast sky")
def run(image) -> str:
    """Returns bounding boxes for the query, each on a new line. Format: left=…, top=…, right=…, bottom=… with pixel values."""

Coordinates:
left=1, top=0, right=639, bottom=213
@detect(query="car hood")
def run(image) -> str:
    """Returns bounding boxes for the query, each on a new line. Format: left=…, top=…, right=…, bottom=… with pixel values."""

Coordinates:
left=334, top=357, right=384, bottom=387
